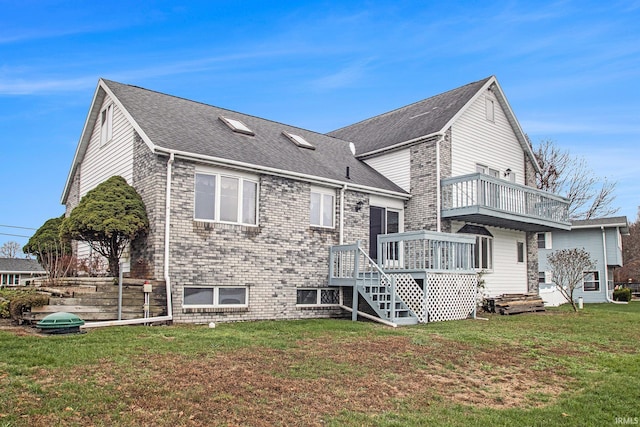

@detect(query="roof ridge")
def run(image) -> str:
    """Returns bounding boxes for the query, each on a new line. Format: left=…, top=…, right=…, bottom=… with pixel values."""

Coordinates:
left=329, top=76, right=493, bottom=134
left=101, top=79, right=350, bottom=144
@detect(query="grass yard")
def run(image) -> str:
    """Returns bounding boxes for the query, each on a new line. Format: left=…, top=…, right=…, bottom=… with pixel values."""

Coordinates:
left=1, top=303, right=639, bottom=426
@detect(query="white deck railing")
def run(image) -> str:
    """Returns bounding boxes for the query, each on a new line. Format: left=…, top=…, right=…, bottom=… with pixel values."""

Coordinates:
left=441, top=173, right=569, bottom=224
left=378, top=231, right=476, bottom=273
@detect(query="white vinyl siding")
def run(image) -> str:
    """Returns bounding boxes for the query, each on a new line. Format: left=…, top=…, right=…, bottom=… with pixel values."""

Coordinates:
left=451, top=90, right=526, bottom=185
left=454, top=221, right=527, bottom=297
left=79, top=95, right=134, bottom=197
left=77, top=94, right=134, bottom=262
left=363, top=148, right=410, bottom=192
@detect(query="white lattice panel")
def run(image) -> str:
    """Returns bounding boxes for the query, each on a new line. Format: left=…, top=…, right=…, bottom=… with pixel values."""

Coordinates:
left=390, top=273, right=428, bottom=323
left=426, top=273, right=477, bottom=322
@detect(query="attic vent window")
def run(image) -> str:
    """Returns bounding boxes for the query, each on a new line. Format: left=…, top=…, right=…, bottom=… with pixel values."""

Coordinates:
left=283, top=132, right=315, bottom=149
left=219, top=116, right=254, bottom=136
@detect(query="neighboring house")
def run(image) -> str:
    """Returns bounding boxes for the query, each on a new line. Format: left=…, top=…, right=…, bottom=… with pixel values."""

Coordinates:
left=0, top=258, right=46, bottom=286
left=61, top=76, right=570, bottom=325
left=538, top=216, right=630, bottom=305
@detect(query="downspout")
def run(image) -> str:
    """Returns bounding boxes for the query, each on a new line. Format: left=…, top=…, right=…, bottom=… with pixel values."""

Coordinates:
left=435, top=134, right=443, bottom=233
left=82, top=153, right=175, bottom=328
left=163, top=152, right=175, bottom=317
left=601, top=225, right=622, bottom=304
left=340, top=184, right=346, bottom=245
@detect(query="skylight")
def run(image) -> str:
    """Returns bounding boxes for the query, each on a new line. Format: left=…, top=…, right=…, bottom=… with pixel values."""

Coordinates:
left=219, top=116, right=254, bottom=136
left=283, top=132, right=315, bottom=150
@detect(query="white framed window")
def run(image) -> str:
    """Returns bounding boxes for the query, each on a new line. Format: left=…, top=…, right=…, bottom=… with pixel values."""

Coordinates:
left=476, top=164, right=499, bottom=178
left=194, top=169, right=258, bottom=225
left=538, top=272, right=546, bottom=284
left=100, top=104, right=113, bottom=146
left=183, top=286, right=248, bottom=307
left=485, top=96, right=495, bottom=122
left=1, top=274, right=20, bottom=286
left=310, top=186, right=335, bottom=228
left=517, top=241, right=525, bottom=263
left=537, top=232, right=552, bottom=249
left=474, top=236, right=493, bottom=270
left=296, top=288, right=340, bottom=306
left=583, top=271, right=600, bottom=292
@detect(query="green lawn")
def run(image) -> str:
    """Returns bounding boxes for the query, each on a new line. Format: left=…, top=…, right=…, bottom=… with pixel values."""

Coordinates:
left=1, top=303, right=639, bottom=426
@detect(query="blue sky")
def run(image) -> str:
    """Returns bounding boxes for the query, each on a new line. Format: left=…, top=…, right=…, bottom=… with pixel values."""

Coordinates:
left=1, top=0, right=639, bottom=252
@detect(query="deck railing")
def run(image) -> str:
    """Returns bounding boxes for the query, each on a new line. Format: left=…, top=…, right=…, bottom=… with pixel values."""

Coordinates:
left=378, top=231, right=476, bottom=273
left=441, top=173, right=569, bottom=223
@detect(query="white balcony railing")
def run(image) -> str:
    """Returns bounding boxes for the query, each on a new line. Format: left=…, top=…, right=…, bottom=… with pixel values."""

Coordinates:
left=441, top=173, right=569, bottom=224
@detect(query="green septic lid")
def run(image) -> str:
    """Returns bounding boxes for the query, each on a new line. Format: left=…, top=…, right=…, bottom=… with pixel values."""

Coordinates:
left=37, top=312, right=85, bottom=329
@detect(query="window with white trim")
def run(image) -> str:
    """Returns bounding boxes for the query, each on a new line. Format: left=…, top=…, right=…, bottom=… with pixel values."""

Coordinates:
left=310, top=187, right=335, bottom=228
left=1, top=274, right=20, bottom=286
left=100, top=104, right=113, bottom=146
left=296, top=288, right=340, bottom=306
left=476, top=164, right=499, bottom=178
left=537, top=232, right=552, bottom=249
left=517, top=241, right=525, bottom=263
left=183, top=286, right=248, bottom=307
left=583, top=271, right=600, bottom=291
left=486, top=96, right=495, bottom=122
left=194, top=170, right=258, bottom=225
left=474, top=236, right=493, bottom=270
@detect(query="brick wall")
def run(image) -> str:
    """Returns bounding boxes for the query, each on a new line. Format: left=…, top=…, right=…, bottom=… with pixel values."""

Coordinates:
left=164, top=159, right=368, bottom=323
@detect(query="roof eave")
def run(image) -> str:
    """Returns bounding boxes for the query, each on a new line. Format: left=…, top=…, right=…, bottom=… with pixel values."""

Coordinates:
left=154, top=146, right=410, bottom=200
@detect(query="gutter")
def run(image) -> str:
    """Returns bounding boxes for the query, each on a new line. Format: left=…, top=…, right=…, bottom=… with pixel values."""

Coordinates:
left=83, top=153, right=176, bottom=328
left=435, top=134, right=443, bottom=233
left=153, top=146, right=409, bottom=201
left=356, top=132, right=442, bottom=160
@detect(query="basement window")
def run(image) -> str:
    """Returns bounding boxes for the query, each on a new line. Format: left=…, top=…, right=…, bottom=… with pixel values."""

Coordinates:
left=283, top=131, right=315, bottom=149
left=296, top=288, right=340, bottom=306
left=219, top=116, right=254, bottom=136
left=183, top=286, right=248, bottom=307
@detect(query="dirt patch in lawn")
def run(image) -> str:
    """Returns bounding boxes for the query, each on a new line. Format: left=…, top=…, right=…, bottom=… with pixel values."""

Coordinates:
left=19, top=334, right=569, bottom=427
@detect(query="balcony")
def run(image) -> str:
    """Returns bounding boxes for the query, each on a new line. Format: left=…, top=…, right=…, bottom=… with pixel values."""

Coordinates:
left=441, top=173, right=570, bottom=232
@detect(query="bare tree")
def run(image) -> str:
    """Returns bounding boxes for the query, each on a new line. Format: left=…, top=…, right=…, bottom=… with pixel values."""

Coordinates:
left=0, top=241, right=22, bottom=258
left=534, top=140, right=618, bottom=220
left=547, top=248, right=596, bottom=312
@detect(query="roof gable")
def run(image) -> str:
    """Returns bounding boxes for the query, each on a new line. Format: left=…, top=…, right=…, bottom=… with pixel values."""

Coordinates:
left=62, top=80, right=408, bottom=203
left=328, top=77, right=492, bottom=155
left=328, top=76, right=540, bottom=172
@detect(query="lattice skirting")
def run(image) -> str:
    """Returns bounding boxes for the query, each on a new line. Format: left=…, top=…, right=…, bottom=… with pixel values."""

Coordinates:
left=426, top=273, right=477, bottom=322
left=390, top=273, right=428, bottom=323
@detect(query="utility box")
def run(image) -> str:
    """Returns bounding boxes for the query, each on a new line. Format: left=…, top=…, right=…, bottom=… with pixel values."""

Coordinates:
left=143, top=282, right=153, bottom=293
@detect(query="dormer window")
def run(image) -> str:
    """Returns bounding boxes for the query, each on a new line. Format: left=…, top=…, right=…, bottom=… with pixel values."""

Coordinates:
left=283, top=132, right=315, bottom=149
left=219, top=116, right=254, bottom=136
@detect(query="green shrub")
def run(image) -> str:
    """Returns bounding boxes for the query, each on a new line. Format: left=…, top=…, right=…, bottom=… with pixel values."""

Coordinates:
left=613, top=287, right=632, bottom=302
left=0, top=289, right=49, bottom=319
left=0, top=297, right=9, bottom=318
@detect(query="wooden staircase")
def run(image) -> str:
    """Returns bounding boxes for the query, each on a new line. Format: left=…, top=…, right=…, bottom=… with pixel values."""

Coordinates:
left=21, top=278, right=167, bottom=323
left=358, top=275, right=418, bottom=325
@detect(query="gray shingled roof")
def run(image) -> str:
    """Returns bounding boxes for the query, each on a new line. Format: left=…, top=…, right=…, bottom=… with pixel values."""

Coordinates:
left=328, top=77, right=493, bottom=155
left=102, top=80, right=406, bottom=194
left=0, top=258, right=45, bottom=273
left=571, top=216, right=630, bottom=234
